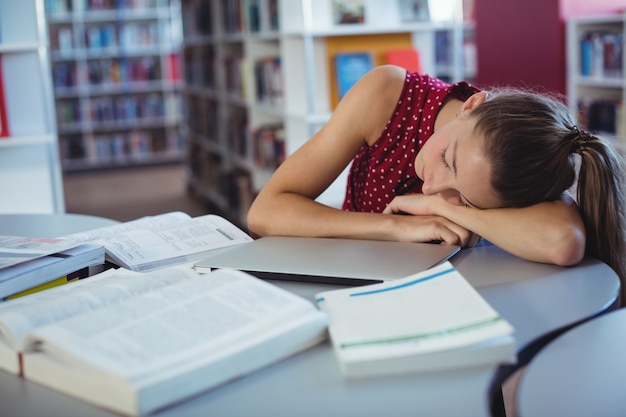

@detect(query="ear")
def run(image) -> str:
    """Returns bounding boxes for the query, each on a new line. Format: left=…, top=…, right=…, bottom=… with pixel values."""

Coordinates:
left=460, top=91, right=488, bottom=112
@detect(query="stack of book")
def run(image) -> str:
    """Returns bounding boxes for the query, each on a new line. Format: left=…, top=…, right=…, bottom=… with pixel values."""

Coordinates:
left=0, top=236, right=105, bottom=301
left=0, top=211, right=253, bottom=301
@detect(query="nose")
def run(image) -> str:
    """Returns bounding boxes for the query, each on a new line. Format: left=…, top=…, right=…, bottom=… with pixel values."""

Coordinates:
left=421, top=176, right=449, bottom=196
left=422, top=179, right=462, bottom=205
left=421, top=181, right=436, bottom=195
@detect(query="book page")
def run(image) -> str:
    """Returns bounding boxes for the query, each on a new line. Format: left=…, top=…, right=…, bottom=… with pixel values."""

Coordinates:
left=100, top=214, right=253, bottom=271
left=63, top=211, right=191, bottom=243
left=0, top=267, right=196, bottom=350
left=23, top=269, right=324, bottom=380
left=64, top=213, right=252, bottom=271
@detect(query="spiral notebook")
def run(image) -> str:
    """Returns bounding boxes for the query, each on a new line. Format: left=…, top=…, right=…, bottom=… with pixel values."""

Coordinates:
left=193, top=236, right=460, bottom=285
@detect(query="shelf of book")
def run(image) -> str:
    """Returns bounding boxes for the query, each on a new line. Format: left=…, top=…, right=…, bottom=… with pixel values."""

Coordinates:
left=566, top=13, right=626, bottom=152
left=0, top=0, right=66, bottom=214
left=181, top=0, right=474, bottom=226
left=44, top=0, right=185, bottom=172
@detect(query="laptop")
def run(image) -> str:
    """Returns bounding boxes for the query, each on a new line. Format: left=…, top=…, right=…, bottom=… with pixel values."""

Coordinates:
left=193, top=236, right=460, bottom=286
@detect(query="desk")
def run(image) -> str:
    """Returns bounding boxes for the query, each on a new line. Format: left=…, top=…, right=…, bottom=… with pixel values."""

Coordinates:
left=516, top=308, right=626, bottom=417
left=0, top=213, right=119, bottom=237
left=0, top=216, right=620, bottom=417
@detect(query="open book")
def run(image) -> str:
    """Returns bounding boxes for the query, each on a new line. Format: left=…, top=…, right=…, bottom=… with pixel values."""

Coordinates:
left=315, top=261, right=516, bottom=378
left=0, top=266, right=327, bottom=416
left=63, top=211, right=253, bottom=272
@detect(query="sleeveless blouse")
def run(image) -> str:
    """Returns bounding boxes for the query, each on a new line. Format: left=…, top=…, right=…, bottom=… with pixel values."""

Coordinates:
left=342, top=72, right=480, bottom=213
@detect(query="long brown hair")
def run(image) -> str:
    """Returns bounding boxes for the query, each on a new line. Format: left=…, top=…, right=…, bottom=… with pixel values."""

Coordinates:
left=472, top=89, right=626, bottom=303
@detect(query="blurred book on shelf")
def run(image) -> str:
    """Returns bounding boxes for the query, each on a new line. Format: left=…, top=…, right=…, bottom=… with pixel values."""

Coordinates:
left=335, top=52, right=374, bottom=100
left=386, top=48, right=422, bottom=73
left=0, top=56, right=9, bottom=138
left=45, top=0, right=184, bottom=172
left=579, top=31, right=623, bottom=79
left=333, top=0, right=366, bottom=24
left=397, top=0, right=430, bottom=22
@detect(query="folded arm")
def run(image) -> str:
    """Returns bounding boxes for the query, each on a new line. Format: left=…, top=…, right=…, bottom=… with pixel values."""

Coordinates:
left=383, top=193, right=586, bottom=266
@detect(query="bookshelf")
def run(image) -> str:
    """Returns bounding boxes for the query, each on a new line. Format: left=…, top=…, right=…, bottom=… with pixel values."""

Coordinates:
left=566, top=13, right=626, bottom=151
left=45, top=0, right=185, bottom=172
left=182, top=0, right=474, bottom=226
left=0, top=0, right=65, bottom=214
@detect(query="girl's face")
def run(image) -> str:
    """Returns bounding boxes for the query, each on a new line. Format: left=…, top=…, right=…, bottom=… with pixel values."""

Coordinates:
left=414, top=116, right=502, bottom=209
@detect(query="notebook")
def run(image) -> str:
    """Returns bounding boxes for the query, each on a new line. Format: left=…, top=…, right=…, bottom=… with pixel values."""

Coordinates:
left=193, top=236, right=461, bottom=285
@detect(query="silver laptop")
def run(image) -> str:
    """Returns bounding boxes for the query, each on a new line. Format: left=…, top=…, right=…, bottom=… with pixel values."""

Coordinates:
left=194, top=236, right=460, bottom=285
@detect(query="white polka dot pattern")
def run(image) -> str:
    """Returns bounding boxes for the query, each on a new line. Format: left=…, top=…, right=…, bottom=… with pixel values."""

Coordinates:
left=341, top=72, right=479, bottom=213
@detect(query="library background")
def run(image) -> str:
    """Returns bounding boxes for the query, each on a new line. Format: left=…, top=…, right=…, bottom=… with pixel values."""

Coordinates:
left=0, top=0, right=624, bottom=227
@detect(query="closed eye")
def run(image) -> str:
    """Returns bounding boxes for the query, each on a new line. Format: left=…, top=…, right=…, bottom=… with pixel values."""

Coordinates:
left=440, top=147, right=450, bottom=169
left=450, top=193, right=470, bottom=207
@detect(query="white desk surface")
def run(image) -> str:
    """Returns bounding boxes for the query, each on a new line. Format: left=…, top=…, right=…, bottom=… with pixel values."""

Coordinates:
left=0, top=215, right=620, bottom=417
left=0, top=213, right=119, bottom=237
left=517, top=308, right=626, bottom=417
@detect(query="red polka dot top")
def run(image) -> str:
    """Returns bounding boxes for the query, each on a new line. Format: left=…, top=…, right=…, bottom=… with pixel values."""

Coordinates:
left=342, top=71, right=480, bottom=213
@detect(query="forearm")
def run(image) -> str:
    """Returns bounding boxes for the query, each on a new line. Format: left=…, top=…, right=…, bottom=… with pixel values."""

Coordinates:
left=249, top=190, right=481, bottom=246
left=248, top=192, right=398, bottom=240
left=437, top=200, right=586, bottom=266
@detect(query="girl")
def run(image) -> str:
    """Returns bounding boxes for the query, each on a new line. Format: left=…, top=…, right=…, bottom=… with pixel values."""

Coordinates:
left=247, top=65, right=626, bottom=298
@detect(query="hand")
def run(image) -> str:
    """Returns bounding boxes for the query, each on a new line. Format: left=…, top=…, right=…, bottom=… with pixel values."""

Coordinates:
left=383, top=194, right=479, bottom=247
left=383, top=193, right=442, bottom=217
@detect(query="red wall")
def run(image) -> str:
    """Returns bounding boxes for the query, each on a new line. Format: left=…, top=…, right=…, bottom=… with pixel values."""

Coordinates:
left=474, top=0, right=565, bottom=93
left=474, top=0, right=626, bottom=94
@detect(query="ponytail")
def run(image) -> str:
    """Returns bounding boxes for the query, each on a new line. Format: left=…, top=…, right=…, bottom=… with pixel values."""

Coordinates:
left=573, top=130, right=626, bottom=302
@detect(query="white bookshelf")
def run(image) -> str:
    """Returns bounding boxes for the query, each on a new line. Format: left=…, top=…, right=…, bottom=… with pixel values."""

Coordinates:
left=566, top=14, right=626, bottom=151
left=182, top=0, right=472, bottom=226
left=0, top=0, right=65, bottom=214
left=45, top=0, right=185, bottom=172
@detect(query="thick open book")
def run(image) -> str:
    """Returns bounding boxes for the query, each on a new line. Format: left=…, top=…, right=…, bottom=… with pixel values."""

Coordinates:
left=63, top=211, right=253, bottom=272
left=315, top=261, right=516, bottom=378
left=0, top=266, right=327, bottom=416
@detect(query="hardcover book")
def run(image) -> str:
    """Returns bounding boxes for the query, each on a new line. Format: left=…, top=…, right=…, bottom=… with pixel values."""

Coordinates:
left=0, top=267, right=328, bottom=416
left=0, top=56, right=9, bottom=138
left=334, top=52, right=373, bottom=100
left=386, top=48, right=422, bottom=73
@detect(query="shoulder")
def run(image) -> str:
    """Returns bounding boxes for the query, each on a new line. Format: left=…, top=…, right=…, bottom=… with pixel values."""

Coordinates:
left=366, top=64, right=408, bottom=84
left=339, top=65, right=409, bottom=144
left=359, top=67, right=457, bottom=111
left=365, top=67, right=451, bottom=93
left=359, top=65, right=408, bottom=98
